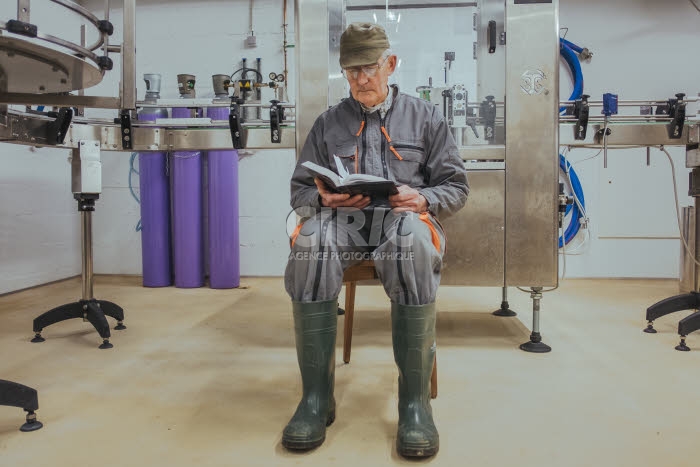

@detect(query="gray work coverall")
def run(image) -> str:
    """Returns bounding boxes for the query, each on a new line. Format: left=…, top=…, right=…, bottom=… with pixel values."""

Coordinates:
left=285, top=85, right=469, bottom=305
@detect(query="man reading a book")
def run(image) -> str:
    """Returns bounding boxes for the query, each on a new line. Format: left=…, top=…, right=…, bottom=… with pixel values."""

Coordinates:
left=282, top=22, right=469, bottom=458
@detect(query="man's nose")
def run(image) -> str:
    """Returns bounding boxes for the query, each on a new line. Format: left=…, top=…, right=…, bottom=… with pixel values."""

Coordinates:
left=357, top=73, right=370, bottom=85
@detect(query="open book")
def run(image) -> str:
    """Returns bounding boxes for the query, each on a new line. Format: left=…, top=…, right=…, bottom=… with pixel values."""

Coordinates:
left=302, top=159, right=399, bottom=197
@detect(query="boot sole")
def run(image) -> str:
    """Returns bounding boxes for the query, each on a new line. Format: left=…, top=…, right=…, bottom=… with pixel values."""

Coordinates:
left=397, top=442, right=439, bottom=458
left=281, top=409, right=335, bottom=451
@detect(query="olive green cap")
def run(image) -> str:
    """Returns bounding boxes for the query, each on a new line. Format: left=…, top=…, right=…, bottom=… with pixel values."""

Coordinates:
left=339, top=22, right=391, bottom=68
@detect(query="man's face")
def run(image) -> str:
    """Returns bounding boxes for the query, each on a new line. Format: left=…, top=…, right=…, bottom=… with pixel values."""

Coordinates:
left=345, top=55, right=397, bottom=108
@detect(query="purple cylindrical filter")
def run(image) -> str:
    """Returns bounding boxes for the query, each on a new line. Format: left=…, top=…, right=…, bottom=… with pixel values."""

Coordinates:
left=206, top=102, right=240, bottom=288
left=171, top=105, right=204, bottom=288
left=137, top=74, right=171, bottom=287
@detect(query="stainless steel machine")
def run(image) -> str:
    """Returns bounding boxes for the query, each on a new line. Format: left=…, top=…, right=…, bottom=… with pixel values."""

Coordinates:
left=296, top=0, right=700, bottom=353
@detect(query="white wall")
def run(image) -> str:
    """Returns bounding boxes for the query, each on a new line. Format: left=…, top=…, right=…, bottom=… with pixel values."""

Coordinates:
left=1, top=0, right=699, bottom=294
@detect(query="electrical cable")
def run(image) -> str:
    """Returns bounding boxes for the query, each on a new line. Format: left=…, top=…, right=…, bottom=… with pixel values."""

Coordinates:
left=129, top=152, right=142, bottom=232
left=661, top=146, right=700, bottom=268
left=689, top=0, right=700, bottom=13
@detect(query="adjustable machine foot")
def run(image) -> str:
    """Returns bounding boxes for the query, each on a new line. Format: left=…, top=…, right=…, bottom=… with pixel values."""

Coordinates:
left=520, top=332, right=552, bottom=353
left=0, top=379, right=43, bottom=432
left=520, top=287, right=551, bottom=353
left=493, top=287, right=517, bottom=317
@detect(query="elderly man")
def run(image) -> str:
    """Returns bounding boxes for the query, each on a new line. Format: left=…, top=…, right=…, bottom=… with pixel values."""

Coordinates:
left=282, top=23, right=468, bottom=457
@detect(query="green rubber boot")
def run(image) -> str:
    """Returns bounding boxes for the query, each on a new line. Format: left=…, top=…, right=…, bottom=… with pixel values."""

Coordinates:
left=392, top=302, right=439, bottom=458
left=282, top=299, right=337, bottom=451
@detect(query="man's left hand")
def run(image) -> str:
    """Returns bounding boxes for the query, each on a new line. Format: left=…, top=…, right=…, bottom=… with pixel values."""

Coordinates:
left=389, top=185, right=429, bottom=213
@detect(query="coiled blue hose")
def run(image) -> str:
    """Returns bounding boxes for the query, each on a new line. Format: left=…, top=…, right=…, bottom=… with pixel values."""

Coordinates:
left=559, top=38, right=584, bottom=112
left=557, top=37, right=587, bottom=247
left=559, top=154, right=586, bottom=247
left=560, top=37, right=583, bottom=54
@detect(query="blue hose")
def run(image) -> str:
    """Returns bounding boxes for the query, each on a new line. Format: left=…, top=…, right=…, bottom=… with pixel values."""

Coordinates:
left=559, top=154, right=586, bottom=247
left=560, top=37, right=583, bottom=54
left=559, top=40, right=584, bottom=113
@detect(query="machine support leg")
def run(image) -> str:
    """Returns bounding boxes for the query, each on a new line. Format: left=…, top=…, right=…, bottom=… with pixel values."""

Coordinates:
left=30, top=192, right=125, bottom=348
left=520, top=287, right=551, bottom=353
left=493, top=286, right=517, bottom=317
left=0, top=379, right=43, bottom=432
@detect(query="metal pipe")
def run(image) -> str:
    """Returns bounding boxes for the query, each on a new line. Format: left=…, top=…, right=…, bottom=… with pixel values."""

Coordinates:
left=81, top=210, right=94, bottom=301
left=603, top=118, right=609, bottom=168
left=78, top=24, right=86, bottom=117
left=102, top=0, right=110, bottom=58
left=50, top=0, right=102, bottom=28
left=137, top=102, right=296, bottom=108
left=502, top=287, right=508, bottom=303
left=282, top=0, right=289, bottom=100
left=35, top=32, right=100, bottom=64
left=560, top=99, right=699, bottom=106
left=347, top=2, right=477, bottom=11
left=256, top=58, right=262, bottom=120
left=531, top=290, right=541, bottom=333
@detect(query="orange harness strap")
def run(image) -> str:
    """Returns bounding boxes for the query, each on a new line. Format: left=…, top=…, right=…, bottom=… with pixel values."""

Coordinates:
left=419, top=212, right=441, bottom=252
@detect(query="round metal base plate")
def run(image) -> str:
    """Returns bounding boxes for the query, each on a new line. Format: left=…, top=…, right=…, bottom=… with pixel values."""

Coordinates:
left=0, top=36, right=103, bottom=93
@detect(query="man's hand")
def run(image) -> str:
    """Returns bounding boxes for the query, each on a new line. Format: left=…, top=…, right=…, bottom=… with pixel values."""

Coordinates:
left=315, top=178, right=371, bottom=209
left=389, top=185, right=429, bottom=213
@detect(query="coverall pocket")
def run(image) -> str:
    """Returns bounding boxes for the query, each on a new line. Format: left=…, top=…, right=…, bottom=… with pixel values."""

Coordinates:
left=333, top=141, right=358, bottom=175
left=389, top=142, right=427, bottom=186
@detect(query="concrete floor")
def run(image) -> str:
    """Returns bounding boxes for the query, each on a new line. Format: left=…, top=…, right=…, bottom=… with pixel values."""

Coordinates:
left=0, top=276, right=698, bottom=467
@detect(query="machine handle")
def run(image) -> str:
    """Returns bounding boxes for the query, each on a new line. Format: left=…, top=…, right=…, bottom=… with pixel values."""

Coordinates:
left=488, top=21, right=497, bottom=54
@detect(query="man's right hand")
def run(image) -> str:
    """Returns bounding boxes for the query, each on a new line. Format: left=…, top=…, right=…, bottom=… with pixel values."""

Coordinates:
left=315, top=178, right=371, bottom=209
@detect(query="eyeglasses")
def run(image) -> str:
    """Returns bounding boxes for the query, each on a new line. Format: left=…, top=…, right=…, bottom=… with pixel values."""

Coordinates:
left=341, top=57, right=388, bottom=80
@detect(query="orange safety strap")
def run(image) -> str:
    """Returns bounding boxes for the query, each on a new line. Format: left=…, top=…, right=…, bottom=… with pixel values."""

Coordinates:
left=419, top=212, right=441, bottom=252
left=290, top=223, right=304, bottom=247
left=381, top=126, right=403, bottom=160
left=355, top=120, right=365, bottom=137
left=380, top=126, right=392, bottom=142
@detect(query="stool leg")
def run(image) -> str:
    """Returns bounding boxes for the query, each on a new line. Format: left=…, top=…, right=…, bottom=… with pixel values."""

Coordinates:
left=430, top=354, right=438, bottom=399
left=343, top=281, right=357, bottom=364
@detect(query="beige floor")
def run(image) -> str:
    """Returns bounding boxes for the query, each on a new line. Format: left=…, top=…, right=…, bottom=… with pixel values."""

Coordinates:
left=0, top=276, right=698, bottom=467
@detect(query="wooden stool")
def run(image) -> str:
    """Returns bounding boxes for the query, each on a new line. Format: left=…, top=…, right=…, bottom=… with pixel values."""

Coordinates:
left=341, top=260, right=438, bottom=399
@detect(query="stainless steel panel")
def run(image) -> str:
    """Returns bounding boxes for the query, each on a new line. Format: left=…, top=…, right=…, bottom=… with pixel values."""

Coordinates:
left=295, top=0, right=329, bottom=158
left=459, top=144, right=505, bottom=161
left=440, top=170, right=504, bottom=286
left=0, top=92, right=121, bottom=108
left=121, top=0, right=136, bottom=109
left=679, top=204, right=697, bottom=293
left=475, top=0, right=505, bottom=103
left=504, top=0, right=559, bottom=287
left=329, top=0, right=347, bottom=106
left=561, top=122, right=692, bottom=147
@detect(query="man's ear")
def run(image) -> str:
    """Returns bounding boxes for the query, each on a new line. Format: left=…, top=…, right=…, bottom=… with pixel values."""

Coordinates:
left=386, top=55, right=398, bottom=75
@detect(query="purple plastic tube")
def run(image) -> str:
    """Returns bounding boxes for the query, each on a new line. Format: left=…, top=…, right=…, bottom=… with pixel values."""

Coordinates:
left=137, top=107, right=171, bottom=287
left=206, top=105, right=240, bottom=288
left=171, top=106, right=204, bottom=288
